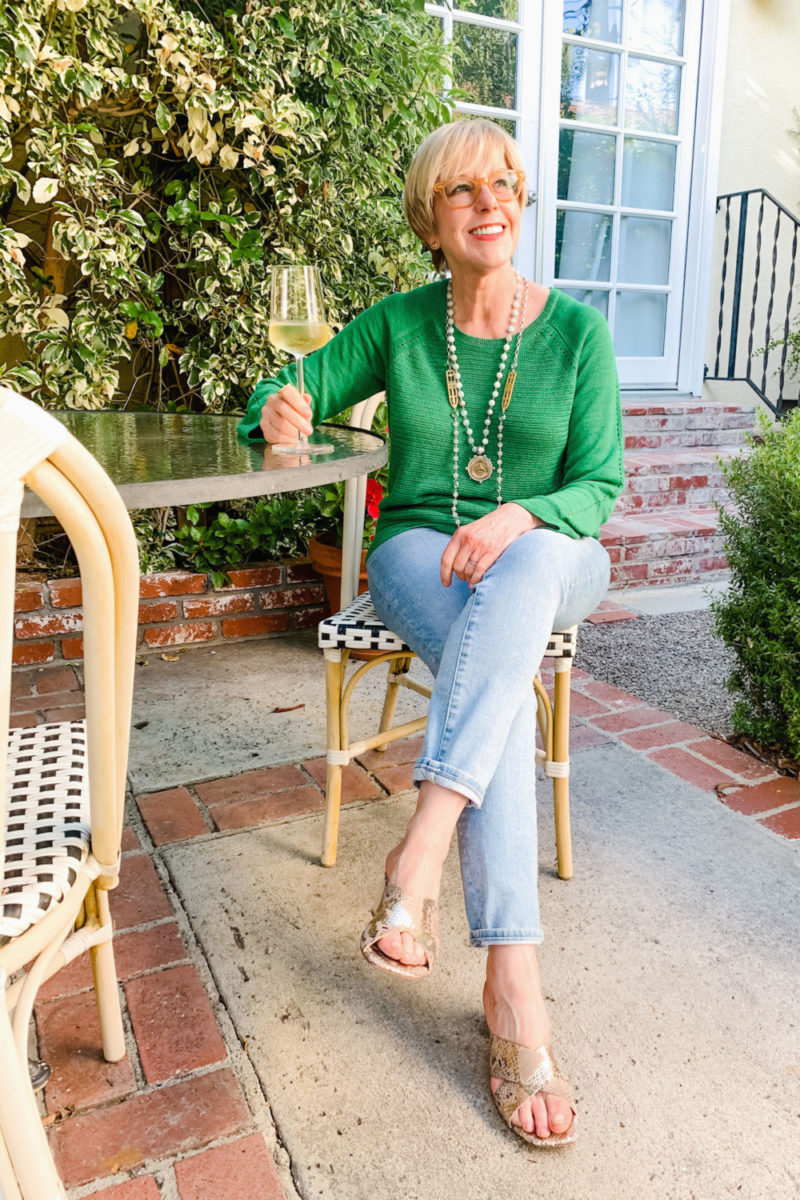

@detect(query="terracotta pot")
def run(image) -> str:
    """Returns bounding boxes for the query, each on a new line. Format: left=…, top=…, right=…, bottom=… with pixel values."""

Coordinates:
left=308, top=533, right=368, bottom=614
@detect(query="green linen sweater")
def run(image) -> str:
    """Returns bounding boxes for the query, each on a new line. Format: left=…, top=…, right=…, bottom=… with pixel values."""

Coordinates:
left=239, top=281, right=624, bottom=555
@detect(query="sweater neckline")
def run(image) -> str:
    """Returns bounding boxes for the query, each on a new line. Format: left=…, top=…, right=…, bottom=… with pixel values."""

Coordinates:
left=446, top=282, right=558, bottom=346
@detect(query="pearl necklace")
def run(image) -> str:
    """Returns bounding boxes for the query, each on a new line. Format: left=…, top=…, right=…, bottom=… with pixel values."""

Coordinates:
left=446, top=273, right=528, bottom=527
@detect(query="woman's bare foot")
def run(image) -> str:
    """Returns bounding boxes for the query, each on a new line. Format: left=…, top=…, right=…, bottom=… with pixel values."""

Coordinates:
left=484, top=945, right=574, bottom=1140
left=375, top=782, right=466, bottom=968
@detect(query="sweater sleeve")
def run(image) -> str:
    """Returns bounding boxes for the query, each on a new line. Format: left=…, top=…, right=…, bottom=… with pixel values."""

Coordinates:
left=236, top=299, right=391, bottom=441
left=514, top=310, right=624, bottom=539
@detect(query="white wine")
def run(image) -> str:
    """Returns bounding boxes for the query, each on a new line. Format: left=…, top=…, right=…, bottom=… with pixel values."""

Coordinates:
left=268, top=321, right=333, bottom=356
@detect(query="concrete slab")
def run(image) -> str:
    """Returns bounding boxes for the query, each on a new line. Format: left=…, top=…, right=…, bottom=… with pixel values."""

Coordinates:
left=617, top=580, right=730, bottom=614
left=128, top=634, right=431, bottom=793
left=165, top=743, right=800, bottom=1200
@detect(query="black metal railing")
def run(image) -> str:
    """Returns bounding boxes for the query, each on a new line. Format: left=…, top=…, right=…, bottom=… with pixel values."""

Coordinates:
left=706, top=189, right=799, bottom=417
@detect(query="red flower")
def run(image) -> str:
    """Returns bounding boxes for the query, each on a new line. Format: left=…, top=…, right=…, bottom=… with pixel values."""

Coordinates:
left=365, top=478, right=383, bottom=520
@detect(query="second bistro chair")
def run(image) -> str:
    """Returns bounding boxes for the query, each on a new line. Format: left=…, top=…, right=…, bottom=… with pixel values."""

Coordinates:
left=317, top=396, right=579, bottom=881
left=0, top=388, right=139, bottom=1200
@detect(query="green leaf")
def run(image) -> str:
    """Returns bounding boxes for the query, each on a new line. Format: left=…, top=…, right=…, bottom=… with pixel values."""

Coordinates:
left=155, top=102, right=172, bottom=134
left=139, top=311, right=164, bottom=337
left=275, top=13, right=295, bottom=38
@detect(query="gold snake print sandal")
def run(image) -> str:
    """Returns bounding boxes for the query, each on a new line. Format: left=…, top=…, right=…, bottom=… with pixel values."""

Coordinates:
left=490, top=1034, right=578, bottom=1147
left=360, top=879, right=439, bottom=979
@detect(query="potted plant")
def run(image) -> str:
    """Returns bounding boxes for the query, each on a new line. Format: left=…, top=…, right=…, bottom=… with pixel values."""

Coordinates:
left=308, top=474, right=386, bottom=613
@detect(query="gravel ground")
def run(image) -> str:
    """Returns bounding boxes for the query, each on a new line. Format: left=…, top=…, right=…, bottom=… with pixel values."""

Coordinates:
left=576, top=609, right=736, bottom=738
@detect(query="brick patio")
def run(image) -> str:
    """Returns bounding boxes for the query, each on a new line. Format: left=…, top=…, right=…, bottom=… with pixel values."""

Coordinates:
left=9, top=630, right=799, bottom=1196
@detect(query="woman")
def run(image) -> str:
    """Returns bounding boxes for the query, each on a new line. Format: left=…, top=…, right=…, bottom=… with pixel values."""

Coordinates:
left=238, top=119, right=624, bottom=1147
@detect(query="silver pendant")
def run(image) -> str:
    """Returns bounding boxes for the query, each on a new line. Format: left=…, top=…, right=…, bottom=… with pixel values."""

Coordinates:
left=466, top=454, right=493, bottom=482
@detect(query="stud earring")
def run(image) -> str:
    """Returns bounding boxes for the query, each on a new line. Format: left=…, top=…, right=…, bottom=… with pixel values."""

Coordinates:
left=430, top=241, right=439, bottom=250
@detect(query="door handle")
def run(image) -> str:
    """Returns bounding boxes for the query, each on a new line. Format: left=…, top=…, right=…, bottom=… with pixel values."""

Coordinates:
left=526, top=190, right=537, bottom=207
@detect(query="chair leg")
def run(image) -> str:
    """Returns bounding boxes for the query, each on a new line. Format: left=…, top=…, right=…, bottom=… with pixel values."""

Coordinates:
left=552, top=660, right=573, bottom=882
left=375, top=654, right=410, bottom=749
left=0, top=1126, right=23, bottom=1200
left=321, top=652, right=346, bottom=867
left=90, top=887, right=126, bottom=1063
left=0, top=982, right=66, bottom=1199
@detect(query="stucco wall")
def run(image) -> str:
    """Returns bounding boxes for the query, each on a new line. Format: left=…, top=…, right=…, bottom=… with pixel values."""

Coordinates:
left=717, top=0, right=800, bottom=208
left=701, top=0, right=800, bottom=404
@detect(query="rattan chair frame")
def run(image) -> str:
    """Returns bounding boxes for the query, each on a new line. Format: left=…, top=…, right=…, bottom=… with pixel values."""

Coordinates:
left=0, top=389, right=139, bottom=1200
left=320, top=608, right=578, bottom=880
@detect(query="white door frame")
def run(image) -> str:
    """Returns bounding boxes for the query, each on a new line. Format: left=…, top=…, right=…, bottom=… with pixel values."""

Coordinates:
left=678, top=0, right=731, bottom=395
left=425, top=0, right=731, bottom=395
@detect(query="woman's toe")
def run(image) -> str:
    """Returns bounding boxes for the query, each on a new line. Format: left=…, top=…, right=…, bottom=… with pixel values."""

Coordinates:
left=376, top=931, right=403, bottom=961
left=545, top=1096, right=573, bottom=1136
left=531, top=1092, right=550, bottom=1139
left=517, top=1097, right=537, bottom=1135
left=376, top=930, right=426, bottom=966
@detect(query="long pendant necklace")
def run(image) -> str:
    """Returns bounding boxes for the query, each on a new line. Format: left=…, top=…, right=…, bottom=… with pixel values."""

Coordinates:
left=446, top=274, right=528, bottom=527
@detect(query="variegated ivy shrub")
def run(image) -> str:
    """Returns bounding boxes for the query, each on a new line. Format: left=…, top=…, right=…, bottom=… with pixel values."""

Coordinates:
left=0, top=0, right=450, bottom=411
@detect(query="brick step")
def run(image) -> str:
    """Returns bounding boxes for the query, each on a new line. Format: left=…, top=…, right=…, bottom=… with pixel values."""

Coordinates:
left=618, top=446, right=739, bottom=512
left=623, top=445, right=742, bottom=478
left=600, top=506, right=729, bottom=589
left=625, top=428, right=753, bottom=450
left=621, top=397, right=758, bottom=425
left=615, top=483, right=730, bottom=513
left=621, top=398, right=758, bottom=450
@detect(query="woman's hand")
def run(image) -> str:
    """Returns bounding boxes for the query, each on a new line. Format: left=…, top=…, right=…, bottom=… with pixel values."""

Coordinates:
left=259, top=383, right=313, bottom=444
left=440, top=503, right=543, bottom=587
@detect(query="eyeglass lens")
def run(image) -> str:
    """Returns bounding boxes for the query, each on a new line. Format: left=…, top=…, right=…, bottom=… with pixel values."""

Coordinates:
left=441, top=173, right=522, bottom=206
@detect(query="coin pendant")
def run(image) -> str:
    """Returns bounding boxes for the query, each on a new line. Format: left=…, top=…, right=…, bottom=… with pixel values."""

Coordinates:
left=466, top=454, right=493, bottom=482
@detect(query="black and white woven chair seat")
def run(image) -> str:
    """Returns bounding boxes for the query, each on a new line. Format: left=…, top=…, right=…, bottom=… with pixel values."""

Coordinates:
left=2, top=720, right=90, bottom=944
left=318, top=591, right=411, bottom=654
left=318, top=590, right=577, bottom=659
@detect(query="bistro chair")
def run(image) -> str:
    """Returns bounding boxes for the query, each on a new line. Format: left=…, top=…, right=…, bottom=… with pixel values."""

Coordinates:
left=318, top=397, right=579, bottom=880
left=0, top=388, right=139, bottom=1200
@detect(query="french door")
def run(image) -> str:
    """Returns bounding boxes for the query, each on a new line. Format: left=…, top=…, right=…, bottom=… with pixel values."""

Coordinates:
left=425, top=1, right=715, bottom=391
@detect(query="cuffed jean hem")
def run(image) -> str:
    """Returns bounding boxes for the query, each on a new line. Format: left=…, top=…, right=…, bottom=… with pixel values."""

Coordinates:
left=469, top=928, right=545, bottom=947
left=412, top=758, right=485, bottom=808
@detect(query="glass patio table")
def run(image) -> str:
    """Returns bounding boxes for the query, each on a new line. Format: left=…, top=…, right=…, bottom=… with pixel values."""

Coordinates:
left=20, top=412, right=387, bottom=607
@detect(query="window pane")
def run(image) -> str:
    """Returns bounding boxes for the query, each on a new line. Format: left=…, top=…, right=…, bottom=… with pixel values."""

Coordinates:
left=625, top=56, right=680, bottom=135
left=627, top=0, right=685, bottom=55
left=555, top=209, right=613, bottom=281
left=453, top=22, right=517, bottom=109
left=563, top=0, right=623, bottom=44
left=618, top=216, right=672, bottom=283
left=561, top=287, right=610, bottom=317
left=621, top=137, right=676, bottom=210
left=561, top=45, right=620, bottom=125
left=456, top=0, right=519, bottom=17
left=558, top=128, right=616, bottom=205
left=614, top=291, right=667, bottom=355
left=455, top=111, right=517, bottom=137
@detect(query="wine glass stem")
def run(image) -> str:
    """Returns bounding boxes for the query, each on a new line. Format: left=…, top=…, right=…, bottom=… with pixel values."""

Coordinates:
left=295, top=354, right=307, bottom=451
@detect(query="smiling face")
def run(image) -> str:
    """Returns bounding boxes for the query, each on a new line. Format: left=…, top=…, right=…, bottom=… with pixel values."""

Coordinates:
left=430, top=160, right=523, bottom=279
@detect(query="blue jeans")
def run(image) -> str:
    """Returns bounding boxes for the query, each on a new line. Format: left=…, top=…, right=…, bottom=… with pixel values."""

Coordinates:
left=367, top=526, right=610, bottom=947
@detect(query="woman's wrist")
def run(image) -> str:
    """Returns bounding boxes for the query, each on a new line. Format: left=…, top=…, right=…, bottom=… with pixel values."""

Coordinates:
left=506, top=502, right=543, bottom=530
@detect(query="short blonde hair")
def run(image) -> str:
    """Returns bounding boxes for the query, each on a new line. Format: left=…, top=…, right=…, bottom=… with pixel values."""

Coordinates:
left=403, top=119, right=526, bottom=272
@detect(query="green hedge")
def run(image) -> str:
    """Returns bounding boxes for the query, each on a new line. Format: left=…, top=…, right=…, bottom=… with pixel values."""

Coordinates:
left=712, top=409, right=800, bottom=761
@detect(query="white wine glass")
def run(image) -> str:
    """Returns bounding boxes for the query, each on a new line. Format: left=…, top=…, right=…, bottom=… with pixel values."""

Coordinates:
left=268, top=264, right=334, bottom=455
